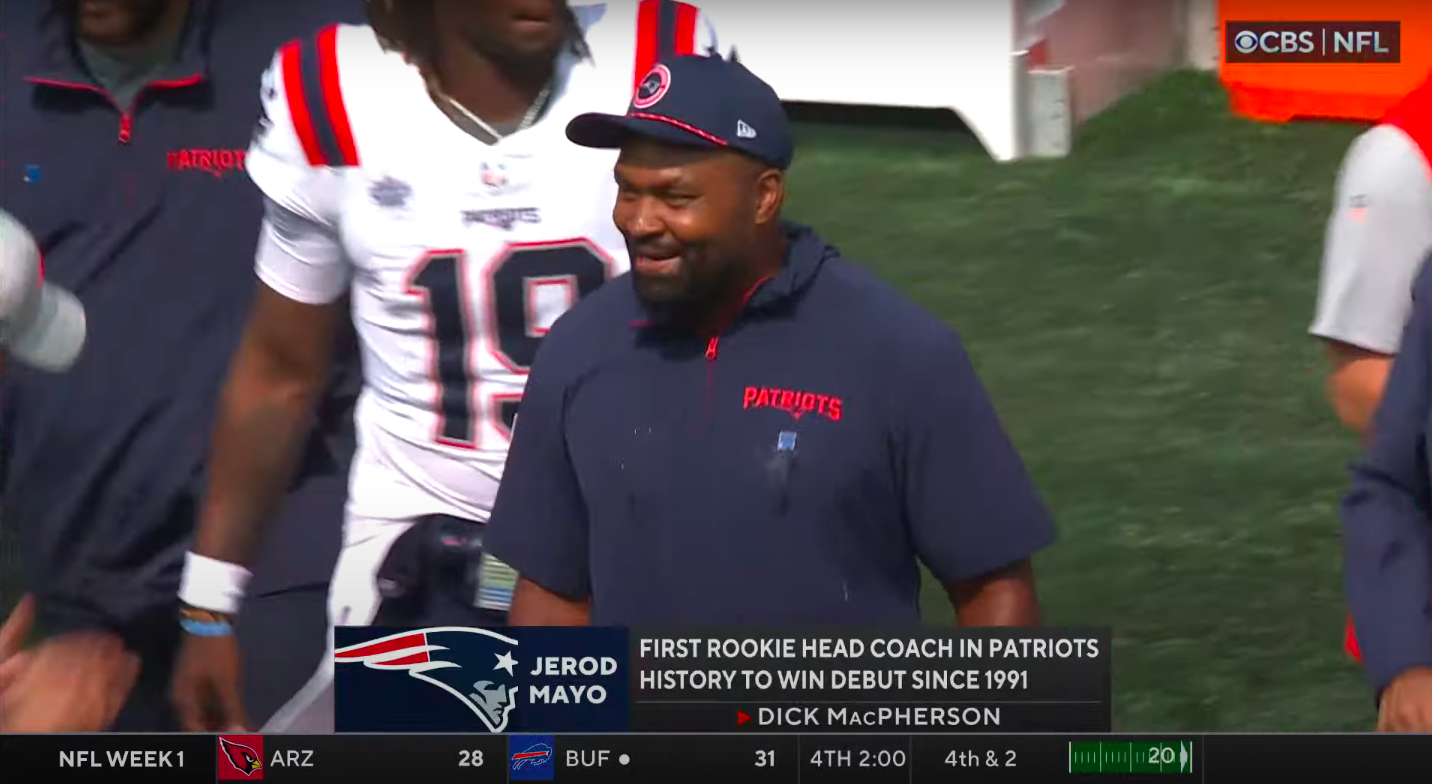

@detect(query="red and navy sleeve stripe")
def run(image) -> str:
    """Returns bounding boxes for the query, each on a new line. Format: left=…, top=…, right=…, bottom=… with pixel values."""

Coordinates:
left=279, top=24, right=360, bottom=168
left=634, top=0, right=700, bottom=89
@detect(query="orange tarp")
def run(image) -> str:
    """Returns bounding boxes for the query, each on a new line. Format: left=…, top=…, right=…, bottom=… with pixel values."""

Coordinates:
left=1220, top=0, right=1432, bottom=121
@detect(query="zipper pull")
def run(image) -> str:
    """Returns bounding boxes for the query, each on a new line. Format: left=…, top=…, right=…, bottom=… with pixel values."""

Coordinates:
left=118, top=115, right=133, bottom=144
left=705, top=336, right=719, bottom=360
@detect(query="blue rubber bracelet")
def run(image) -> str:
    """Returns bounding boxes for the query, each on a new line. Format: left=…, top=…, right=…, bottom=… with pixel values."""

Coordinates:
left=180, top=617, right=233, bottom=637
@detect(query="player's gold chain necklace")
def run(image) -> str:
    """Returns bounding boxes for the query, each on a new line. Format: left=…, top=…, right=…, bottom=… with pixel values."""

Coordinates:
left=436, top=81, right=554, bottom=141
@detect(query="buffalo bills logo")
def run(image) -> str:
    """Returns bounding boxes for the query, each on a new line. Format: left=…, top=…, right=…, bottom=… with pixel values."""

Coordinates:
left=632, top=64, right=671, bottom=110
left=335, top=626, right=520, bottom=732
left=512, top=742, right=552, bottom=769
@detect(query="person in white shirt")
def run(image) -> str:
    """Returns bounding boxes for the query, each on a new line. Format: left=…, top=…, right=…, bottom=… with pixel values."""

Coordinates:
left=169, top=0, right=728, bottom=733
left=1311, top=124, right=1432, bottom=436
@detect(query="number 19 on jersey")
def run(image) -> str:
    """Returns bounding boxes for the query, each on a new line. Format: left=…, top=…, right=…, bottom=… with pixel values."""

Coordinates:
left=407, top=239, right=612, bottom=448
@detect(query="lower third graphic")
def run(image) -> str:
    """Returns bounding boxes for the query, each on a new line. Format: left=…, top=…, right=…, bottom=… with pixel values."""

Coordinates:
left=509, top=734, right=556, bottom=781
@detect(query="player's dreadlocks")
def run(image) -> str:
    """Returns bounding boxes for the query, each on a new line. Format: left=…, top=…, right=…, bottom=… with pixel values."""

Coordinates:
left=366, top=0, right=590, bottom=71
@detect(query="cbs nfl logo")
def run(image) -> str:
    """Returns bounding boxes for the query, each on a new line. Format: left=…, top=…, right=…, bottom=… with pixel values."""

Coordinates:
left=1225, top=21, right=1399, bottom=64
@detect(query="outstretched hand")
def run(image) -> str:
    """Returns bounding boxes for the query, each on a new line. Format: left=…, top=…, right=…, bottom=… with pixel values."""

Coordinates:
left=0, top=596, right=140, bottom=732
left=172, top=631, right=251, bottom=732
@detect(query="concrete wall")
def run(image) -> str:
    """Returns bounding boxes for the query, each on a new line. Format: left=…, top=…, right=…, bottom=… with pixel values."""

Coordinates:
left=1183, top=0, right=1221, bottom=70
left=1025, top=0, right=1191, bottom=123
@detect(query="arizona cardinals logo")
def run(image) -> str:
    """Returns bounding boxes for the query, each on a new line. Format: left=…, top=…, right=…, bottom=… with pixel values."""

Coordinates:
left=218, top=737, right=263, bottom=777
left=335, top=626, right=520, bottom=732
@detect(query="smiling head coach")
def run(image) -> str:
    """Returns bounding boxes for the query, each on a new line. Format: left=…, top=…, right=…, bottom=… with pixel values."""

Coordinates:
left=482, top=55, right=1057, bottom=628
left=0, top=0, right=363, bottom=730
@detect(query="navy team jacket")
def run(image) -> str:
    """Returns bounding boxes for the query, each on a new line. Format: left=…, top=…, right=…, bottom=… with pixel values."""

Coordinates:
left=1344, top=253, right=1432, bottom=696
left=485, top=222, right=1057, bottom=624
left=0, top=0, right=362, bottom=642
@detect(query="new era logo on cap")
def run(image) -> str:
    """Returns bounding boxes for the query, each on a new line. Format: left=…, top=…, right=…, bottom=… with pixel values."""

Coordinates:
left=736, top=120, right=756, bottom=139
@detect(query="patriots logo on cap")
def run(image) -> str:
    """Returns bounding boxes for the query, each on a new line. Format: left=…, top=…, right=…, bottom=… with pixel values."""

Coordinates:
left=632, top=64, right=671, bottom=110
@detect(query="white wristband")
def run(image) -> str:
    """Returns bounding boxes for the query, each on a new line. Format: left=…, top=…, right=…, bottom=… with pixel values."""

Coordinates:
left=178, top=552, right=252, bottom=615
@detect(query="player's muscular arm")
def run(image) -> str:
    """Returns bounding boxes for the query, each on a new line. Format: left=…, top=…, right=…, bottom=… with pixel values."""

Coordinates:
left=944, top=559, right=1041, bottom=626
left=193, top=284, right=342, bottom=564
left=508, top=579, right=591, bottom=626
left=1324, top=341, right=1395, bottom=437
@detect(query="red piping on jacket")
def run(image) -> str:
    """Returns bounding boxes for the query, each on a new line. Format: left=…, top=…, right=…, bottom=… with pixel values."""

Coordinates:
left=24, top=74, right=204, bottom=143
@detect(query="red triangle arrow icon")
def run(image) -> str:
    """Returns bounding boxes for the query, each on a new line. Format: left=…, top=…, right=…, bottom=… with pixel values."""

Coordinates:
left=736, top=710, right=751, bottom=725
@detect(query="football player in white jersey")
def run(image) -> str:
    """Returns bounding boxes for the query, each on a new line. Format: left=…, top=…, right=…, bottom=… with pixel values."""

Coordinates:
left=170, top=0, right=727, bottom=732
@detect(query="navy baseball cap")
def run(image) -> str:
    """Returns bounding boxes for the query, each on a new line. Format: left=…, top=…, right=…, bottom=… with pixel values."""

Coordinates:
left=566, top=55, right=793, bottom=170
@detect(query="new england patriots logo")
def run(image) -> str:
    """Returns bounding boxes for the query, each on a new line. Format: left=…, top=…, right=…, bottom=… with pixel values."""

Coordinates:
left=335, top=627, right=520, bottom=732
left=632, top=64, right=671, bottom=110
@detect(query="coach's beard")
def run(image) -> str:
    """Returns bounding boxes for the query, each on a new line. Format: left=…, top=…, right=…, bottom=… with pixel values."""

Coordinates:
left=631, top=258, right=746, bottom=333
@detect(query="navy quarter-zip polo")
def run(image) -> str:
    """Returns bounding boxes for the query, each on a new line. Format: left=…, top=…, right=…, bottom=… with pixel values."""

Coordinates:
left=1344, top=252, right=1432, bottom=696
left=0, top=0, right=363, bottom=640
left=485, top=223, right=1058, bottom=625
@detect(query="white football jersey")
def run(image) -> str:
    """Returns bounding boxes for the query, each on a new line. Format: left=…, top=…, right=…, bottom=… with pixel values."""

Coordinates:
left=247, top=2, right=726, bottom=530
